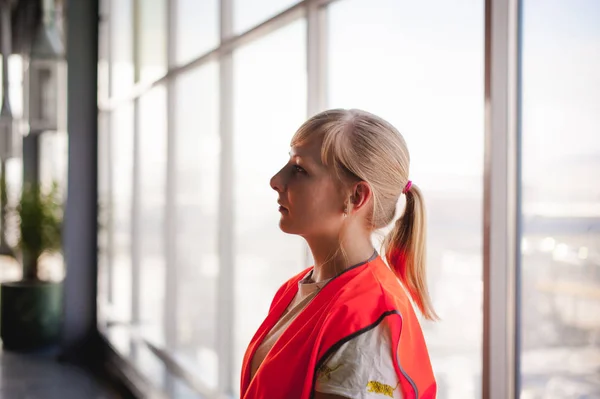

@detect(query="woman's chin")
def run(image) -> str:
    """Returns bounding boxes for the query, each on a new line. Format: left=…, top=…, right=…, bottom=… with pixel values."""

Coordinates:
left=278, top=220, right=292, bottom=233
left=278, top=218, right=298, bottom=235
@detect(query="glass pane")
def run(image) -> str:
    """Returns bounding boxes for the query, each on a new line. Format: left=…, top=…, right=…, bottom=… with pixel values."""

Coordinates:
left=234, top=0, right=300, bottom=34
left=110, top=0, right=134, bottom=96
left=138, top=0, right=166, bottom=82
left=329, top=1, right=484, bottom=398
left=175, top=0, right=219, bottom=66
left=8, top=56, right=23, bottom=119
left=173, top=62, right=220, bottom=390
left=0, top=55, right=23, bottom=116
left=111, top=102, right=135, bottom=323
left=138, top=86, right=167, bottom=342
left=232, top=19, right=307, bottom=393
left=520, top=1, right=600, bottom=398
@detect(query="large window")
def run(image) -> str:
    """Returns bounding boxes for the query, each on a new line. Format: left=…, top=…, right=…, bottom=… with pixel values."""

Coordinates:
left=98, top=0, right=597, bottom=397
left=520, top=1, right=600, bottom=397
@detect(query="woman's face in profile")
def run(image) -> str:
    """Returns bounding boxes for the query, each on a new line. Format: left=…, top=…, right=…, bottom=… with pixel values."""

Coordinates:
left=270, top=137, right=346, bottom=238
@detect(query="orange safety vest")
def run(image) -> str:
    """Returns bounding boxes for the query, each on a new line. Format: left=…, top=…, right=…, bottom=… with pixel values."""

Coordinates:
left=240, top=254, right=436, bottom=399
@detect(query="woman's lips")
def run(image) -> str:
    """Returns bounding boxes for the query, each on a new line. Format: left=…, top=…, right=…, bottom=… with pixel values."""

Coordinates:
left=277, top=201, right=289, bottom=212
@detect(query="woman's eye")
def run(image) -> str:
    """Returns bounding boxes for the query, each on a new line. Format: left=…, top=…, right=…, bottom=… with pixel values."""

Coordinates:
left=293, top=165, right=306, bottom=174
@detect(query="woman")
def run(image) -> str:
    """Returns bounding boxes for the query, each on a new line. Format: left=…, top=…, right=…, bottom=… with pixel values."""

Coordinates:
left=240, top=109, right=437, bottom=399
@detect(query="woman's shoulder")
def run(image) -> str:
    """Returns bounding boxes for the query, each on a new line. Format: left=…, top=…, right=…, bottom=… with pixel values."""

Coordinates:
left=333, top=260, right=415, bottom=314
left=315, top=317, right=404, bottom=398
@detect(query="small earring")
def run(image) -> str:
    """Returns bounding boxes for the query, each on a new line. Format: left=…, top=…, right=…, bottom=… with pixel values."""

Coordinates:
left=343, top=207, right=348, bottom=217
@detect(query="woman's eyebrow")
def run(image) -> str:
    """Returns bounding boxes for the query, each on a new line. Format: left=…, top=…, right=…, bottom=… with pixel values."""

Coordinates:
left=289, top=151, right=306, bottom=161
left=289, top=150, right=321, bottom=167
left=290, top=154, right=312, bottom=164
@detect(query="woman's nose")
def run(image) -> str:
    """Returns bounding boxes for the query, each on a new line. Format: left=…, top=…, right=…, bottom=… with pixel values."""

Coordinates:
left=270, top=168, right=286, bottom=192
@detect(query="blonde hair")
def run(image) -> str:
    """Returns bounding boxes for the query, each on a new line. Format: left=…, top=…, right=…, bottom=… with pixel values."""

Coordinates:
left=291, top=109, right=438, bottom=321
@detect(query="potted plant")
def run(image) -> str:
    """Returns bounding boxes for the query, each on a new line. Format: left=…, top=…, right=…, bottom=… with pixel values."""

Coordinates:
left=0, top=178, right=64, bottom=351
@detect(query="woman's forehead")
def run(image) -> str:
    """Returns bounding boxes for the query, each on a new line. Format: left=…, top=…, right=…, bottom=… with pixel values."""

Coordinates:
left=290, top=138, right=323, bottom=164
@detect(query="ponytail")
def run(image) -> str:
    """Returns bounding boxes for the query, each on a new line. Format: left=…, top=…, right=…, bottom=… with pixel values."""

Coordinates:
left=383, top=183, right=438, bottom=321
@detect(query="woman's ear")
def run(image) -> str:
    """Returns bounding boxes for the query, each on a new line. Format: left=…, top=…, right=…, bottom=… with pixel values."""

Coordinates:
left=351, top=181, right=372, bottom=211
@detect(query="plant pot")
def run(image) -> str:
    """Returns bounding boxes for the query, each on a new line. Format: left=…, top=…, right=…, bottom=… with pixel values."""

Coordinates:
left=0, top=280, right=63, bottom=351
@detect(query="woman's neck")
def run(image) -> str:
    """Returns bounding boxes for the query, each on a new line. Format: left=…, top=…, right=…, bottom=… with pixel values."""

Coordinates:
left=306, top=233, right=375, bottom=283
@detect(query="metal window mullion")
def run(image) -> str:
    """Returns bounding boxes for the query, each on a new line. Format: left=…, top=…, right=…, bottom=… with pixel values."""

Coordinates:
left=106, top=113, right=115, bottom=309
left=132, top=0, right=141, bottom=84
left=105, top=0, right=112, bottom=101
left=164, top=0, right=178, bottom=355
left=103, top=0, right=115, bottom=310
left=131, top=97, right=141, bottom=326
left=306, top=1, right=328, bottom=117
left=217, top=0, right=235, bottom=395
left=98, top=0, right=113, bottom=310
left=514, top=0, right=524, bottom=395
left=130, top=0, right=142, bottom=328
left=483, top=0, right=520, bottom=398
left=162, top=0, right=179, bottom=392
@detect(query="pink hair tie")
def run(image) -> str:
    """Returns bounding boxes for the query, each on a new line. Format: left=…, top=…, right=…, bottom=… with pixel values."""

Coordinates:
left=402, top=180, right=412, bottom=194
